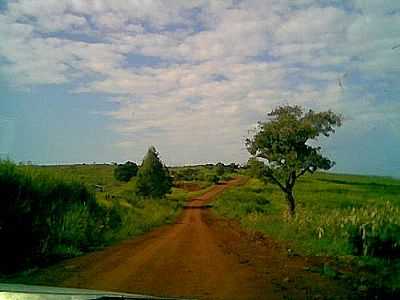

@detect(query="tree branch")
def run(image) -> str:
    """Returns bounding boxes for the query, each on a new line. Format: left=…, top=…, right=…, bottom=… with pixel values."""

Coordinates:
left=296, top=167, right=309, bottom=179
left=288, top=170, right=296, bottom=188
left=267, top=173, right=287, bottom=193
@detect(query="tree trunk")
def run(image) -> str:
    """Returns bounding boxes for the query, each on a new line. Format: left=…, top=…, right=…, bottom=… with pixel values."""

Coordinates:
left=285, top=190, right=296, bottom=218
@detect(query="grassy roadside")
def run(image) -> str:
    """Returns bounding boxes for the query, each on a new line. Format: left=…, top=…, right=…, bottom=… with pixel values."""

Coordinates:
left=0, top=162, right=190, bottom=276
left=213, top=172, right=400, bottom=297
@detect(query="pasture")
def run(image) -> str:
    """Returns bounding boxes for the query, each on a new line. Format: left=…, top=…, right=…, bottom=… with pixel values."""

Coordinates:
left=213, top=172, right=400, bottom=294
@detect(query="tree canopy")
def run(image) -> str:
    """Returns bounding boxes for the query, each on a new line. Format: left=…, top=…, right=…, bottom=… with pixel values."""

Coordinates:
left=246, top=105, right=342, bottom=216
left=114, top=161, right=138, bottom=182
left=215, top=162, right=225, bottom=176
left=136, top=146, right=172, bottom=198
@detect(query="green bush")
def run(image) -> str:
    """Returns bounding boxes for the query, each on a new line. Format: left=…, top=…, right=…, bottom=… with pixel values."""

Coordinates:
left=346, top=215, right=400, bottom=258
left=210, top=175, right=220, bottom=184
left=215, top=162, right=225, bottom=176
left=114, top=161, right=138, bottom=182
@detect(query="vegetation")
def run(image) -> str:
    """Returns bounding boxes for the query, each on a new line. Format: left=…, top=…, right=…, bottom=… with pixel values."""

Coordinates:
left=0, top=161, right=102, bottom=272
left=215, top=162, right=225, bottom=176
left=114, top=161, right=138, bottom=182
left=170, top=163, right=238, bottom=184
left=0, top=160, right=186, bottom=274
left=214, top=173, right=400, bottom=295
left=136, top=146, right=173, bottom=198
left=246, top=105, right=342, bottom=216
left=210, top=174, right=220, bottom=184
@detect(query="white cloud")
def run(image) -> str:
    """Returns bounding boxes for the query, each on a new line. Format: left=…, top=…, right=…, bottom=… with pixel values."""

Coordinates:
left=0, top=0, right=399, bottom=164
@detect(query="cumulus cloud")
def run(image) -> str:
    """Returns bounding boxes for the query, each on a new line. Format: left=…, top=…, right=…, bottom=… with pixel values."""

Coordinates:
left=0, top=0, right=399, bottom=164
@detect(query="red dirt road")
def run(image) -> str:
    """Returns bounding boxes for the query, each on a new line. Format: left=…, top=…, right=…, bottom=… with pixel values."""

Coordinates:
left=13, top=178, right=353, bottom=299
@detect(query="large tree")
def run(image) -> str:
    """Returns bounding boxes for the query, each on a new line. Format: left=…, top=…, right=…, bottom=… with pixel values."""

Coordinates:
left=136, top=146, right=172, bottom=198
left=246, top=105, right=342, bottom=217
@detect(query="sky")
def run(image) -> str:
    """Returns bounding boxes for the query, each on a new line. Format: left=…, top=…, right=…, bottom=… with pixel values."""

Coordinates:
left=0, top=0, right=399, bottom=177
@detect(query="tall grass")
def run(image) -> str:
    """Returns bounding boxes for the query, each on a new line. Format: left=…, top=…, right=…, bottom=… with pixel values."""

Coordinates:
left=0, top=161, right=185, bottom=274
left=0, top=161, right=107, bottom=272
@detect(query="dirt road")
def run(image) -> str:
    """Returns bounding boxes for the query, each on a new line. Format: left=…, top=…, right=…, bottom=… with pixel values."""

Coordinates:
left=14, top=178, right=353, bottom=299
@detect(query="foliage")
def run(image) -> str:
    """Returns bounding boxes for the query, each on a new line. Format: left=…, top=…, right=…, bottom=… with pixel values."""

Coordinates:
left=0, top=161, right=187, bottom=275
left=213, top=173, right=400, bottom=295
left=226, top=163, right=239, bottom=172
left=213, top=187, right=270, bottom=218
left=215, top=162, right=225, bottom=176
left=113, top=161, right=138, bottom=182
left=344, top=205, right=400, bottom=257
left=172, top=168, right=200, bottom=181
left=246, top=105, right=342, bottom=216
left=136, top=146, right=173, bottom=198
left=0, top=161, right=105, bottom=272
left=170, top=164, right=238, bottom=184
left=210, top=174, right=220, bottom=184
left=246, top=157, right=266, bottom=178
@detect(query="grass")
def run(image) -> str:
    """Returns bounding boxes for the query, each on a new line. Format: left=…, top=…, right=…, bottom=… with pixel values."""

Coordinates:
left=0, top=161, right=100, bottom=273
left=213, top=172, right=400, bottom=295
left=36, top=163, right=191, bottom=240
left=0, top=162, right=189, bottom=275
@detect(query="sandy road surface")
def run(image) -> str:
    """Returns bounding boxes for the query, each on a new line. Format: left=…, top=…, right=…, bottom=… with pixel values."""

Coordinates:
left=11, top=178, right=353, bottom=299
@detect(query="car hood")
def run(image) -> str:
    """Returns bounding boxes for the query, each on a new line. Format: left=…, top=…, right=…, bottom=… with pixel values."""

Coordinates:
left=0, top=283, right=191, bottom=300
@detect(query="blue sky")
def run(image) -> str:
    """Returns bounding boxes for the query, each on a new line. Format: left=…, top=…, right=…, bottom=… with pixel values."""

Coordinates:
left=0, top=0, right=399, bottom=177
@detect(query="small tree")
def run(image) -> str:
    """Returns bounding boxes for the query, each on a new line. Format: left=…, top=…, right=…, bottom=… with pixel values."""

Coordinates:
left=227, top=163, right=239, bottom=172
left=246, top=105, right=342, bottom=217
left=114, top=161, right=138, bottom=182
left=215, top=162, right=225, bottom=176
left=136, top=146, right=172, bottom=198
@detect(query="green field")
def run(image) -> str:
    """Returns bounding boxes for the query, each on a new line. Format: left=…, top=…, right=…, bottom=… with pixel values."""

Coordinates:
left=213, top=171, right=400, bottom=294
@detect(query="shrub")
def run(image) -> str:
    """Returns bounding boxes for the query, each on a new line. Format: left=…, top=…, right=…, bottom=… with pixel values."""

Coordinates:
left=173, top=168, right=200, bottom=181
left=246, top=157, right=266, bottom=179
left=346, top=216, right=400, bottom=258
left=215, top=162, right=225, bottom=176
left=136, top=146, right=172, bottom=198
left=114, top=161, right=138, bottom=182
left=210, top=175, right=220, bottom=184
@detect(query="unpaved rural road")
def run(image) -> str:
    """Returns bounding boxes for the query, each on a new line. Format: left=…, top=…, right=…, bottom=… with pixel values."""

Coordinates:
left=12, top=178, right=353, bottom=299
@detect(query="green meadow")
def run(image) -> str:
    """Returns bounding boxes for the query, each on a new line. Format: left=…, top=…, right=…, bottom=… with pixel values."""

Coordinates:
left=213, top=172, right=400, bottom=294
